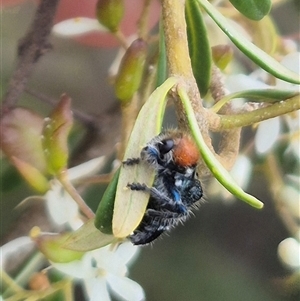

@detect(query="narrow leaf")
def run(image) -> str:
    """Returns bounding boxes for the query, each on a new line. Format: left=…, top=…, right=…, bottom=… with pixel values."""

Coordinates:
left=42, top=94, right=73, bottom=175
left=229, top=0, right=271, bottom=21
left=185, top=0, right=212, bottom=97
left=156, top=20, right=167, bottom=87
left=63, top=219, right=116, bottom=252
left=178, top=85, right=264, bottom=209
left=94, top=168, right=120, bottom=234
left=11, top=156, right=50, bottom=193
left=198, top=0, right=300, bottom=84
left=212, top=89, right=299, bottom=113
left=113, top=77, right=178, bottom=238
left=33, top=232, right=84, bottom=263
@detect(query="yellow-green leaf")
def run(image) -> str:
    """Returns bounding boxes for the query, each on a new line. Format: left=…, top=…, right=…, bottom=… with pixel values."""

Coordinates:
left=42, top=94, right=73, bottom=175
left=63, top=219, right=116, bottom=251
left=113, top=77, right=178, bottom=238
left=11, top=156, right=50, bottom=193
left=33, top=232, right=84, bottom=263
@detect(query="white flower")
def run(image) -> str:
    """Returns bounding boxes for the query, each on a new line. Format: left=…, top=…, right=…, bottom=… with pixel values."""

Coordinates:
left=254, top=116, right=281, bottom=155
left=45, top=156, right=107, bottom=230
left=275, top=52, right=300, bottom=91
left=279, top=184, right=300, bottom=219
left=226, top=52, right=300, bottom=157
left=67, top=156, right=106, bottom=182
left=45, top=180, right=83, bottom=230
left=52, top=241, right=145, bottom=301
left=0, top=237, right=34, bottom=270
left=52, top=17, right=108, bottom=37
left=278, top=237, right=300, bottom=270
left=283, top=110, right=300, bottom=160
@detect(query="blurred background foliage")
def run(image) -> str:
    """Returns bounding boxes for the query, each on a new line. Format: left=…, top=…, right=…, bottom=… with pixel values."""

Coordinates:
left=1, top=0, right=299, bottom=300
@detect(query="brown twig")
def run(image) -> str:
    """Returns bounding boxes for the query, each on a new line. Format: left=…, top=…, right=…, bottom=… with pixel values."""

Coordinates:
left=1, top=0, right=60, bottom=117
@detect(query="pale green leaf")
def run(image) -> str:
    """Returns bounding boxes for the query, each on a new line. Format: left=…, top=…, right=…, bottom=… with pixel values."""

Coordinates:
left=113, top=77, right=178, bottom=238
left=63, top=219, right=116, bottom=252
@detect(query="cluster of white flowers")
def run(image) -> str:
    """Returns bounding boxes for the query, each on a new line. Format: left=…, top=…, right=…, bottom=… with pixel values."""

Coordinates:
left=210, top=51, right=300, bottom=271
left=1, top=157, right=145, bottom=301
left=53, top=241, right=144, bottom=301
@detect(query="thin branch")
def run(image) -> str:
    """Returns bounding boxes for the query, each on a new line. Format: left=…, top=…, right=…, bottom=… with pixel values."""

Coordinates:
left=1, top=0, right=60, bottom=116
left=161, top=0, right=212, bottom=150
left=215, top=94, right=300, bottom=131
left=58, top=170, right=95, bottom=219
left=137, top=0, right=152, bottom=40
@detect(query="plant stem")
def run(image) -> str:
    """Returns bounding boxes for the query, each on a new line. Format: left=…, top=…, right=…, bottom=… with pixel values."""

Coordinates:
left=161, top=0, right=211, bottom=144
left=58, top=170, right=95, bottom=219
left=137, top=0, right=152, bottom=40
left=216, top=94, right=300, bottom=130
left=161, top=0, right=193, bottom=79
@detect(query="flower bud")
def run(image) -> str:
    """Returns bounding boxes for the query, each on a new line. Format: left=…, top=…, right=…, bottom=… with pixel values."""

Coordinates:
left=115, top=38, right=147, bottom=102
left=96, top=0, right=124, bottom=32
left=212, top=45, right=233, bottom=70
left=42, top=94, right=73, bottom=175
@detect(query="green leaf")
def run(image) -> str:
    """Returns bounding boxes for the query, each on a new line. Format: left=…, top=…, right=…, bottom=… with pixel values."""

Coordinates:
left=11, top=156, right=50, bottom=193
left=63, top=219, right=116, bottom=252
left=178, top=85, right=264, bottom=209
left=42, top=94, right=73, bottom=175
left=34, top=232, right=84, bottom=263
left=94, top=168, right=120, bottom=234
left=156, top=20, right=167, bottom=87
left=185, top=0, right=212, bottom=97
left=212, top=89, right=299, bottom=113
left=198, top=0, right=300, bottom=84
left=113, top=77, right=178, bottom=238
left=229, top=0, right=271, bottom=21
